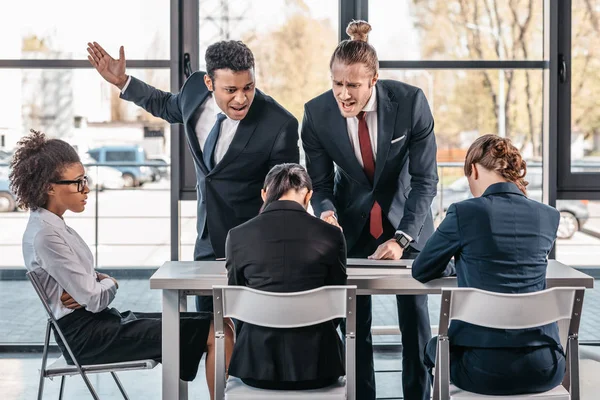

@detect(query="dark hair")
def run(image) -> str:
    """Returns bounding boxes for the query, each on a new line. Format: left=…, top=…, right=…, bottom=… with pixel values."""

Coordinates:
left=464, top=134, right=528, bottom=195
left=261, top=163, right=313, bottom=212
left=9, top=129, right=81, bottom=210
left=330, top=20, right=378, bottom=76
left=205, top=40, right=255, bottom=81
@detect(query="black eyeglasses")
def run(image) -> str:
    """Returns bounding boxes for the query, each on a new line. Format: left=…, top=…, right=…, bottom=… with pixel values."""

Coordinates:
left=52, top=176, right=89, bottom=193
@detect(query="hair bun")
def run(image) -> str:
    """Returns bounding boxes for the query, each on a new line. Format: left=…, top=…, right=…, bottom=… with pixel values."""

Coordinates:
left=346, top=20, right=372, bottom=42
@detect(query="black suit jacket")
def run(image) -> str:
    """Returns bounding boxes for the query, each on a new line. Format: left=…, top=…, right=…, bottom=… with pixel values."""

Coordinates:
left=121, top=72, right=299, bottom=259
left=412, top=182, right=562, bottom=348
left=302, top=80, right=438, bottom=251
left=225, top=200, right=347, bottom=382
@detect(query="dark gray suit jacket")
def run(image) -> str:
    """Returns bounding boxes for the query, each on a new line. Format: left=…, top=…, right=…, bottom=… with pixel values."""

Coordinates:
left=301, top=80, right=438, bottom=251
left=412, top=182, right=562, bottom=348
left=121, top=72, right=299, bottom=259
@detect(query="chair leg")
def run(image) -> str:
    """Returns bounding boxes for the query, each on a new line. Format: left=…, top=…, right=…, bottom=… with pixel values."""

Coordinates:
left=58, top=376, right=66, bottom=400
left=78, top=372, right=101, bottom=400
left=37, top=320, right=52, bottom=400
left=111, top=371, right=130, bottom=400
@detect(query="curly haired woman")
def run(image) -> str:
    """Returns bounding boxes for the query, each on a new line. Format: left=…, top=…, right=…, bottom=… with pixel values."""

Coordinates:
left=11, top=130, right=232, bottom=399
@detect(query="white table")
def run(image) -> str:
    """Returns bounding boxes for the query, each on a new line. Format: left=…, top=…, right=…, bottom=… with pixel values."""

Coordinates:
left=150, top=259, right=594, bottom=399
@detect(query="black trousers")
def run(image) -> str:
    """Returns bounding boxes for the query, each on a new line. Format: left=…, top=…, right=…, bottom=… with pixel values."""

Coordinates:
left=346, top=219, right=432, bottom=400
left=424, top=337, right=566, bottom=395
left=56, top=308, right=212, bottom=381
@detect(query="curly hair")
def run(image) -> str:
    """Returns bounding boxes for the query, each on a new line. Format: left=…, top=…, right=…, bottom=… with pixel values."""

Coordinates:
left=205, top=40, right=255, bottom=81
left=9, top=130, right=81, bottom=210
left=330, top=20, right=379, bottom=76
left=464, top=134, right=528, bottom=195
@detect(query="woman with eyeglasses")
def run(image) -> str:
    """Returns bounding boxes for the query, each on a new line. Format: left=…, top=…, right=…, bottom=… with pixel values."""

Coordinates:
left=12, top=130, right=233, bottom=398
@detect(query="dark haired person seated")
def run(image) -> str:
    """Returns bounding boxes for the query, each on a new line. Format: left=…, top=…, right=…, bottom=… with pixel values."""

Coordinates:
left=225, top=163, right=347, bottom=390
left=13, top=130, right=233, bottom=399
left=412, top=134, right=565, bottom=396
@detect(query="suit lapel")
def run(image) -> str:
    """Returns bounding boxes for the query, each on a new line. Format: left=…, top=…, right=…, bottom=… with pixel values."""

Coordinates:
left=325, top=100, right=370, bottom=186
left=209, top=90, right=263, bottom=175
left=182, top=88, right=211, bottom=174
left=374, top=83, right=398, bottom=187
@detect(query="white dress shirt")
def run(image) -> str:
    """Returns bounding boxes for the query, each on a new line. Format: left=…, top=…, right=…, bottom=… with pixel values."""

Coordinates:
left=346, top=85, right=378, bottom=166
left=22, top=208, right=117, bottom=320
left=194, top=95, right=240, bottom=165
left=122, top=76, right=239, bottom=165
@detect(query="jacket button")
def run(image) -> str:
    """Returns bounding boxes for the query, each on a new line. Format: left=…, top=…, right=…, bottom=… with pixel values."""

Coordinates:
left=361, top=213, right=367, bottom=219
left=206, top=177, right=212, bottom=182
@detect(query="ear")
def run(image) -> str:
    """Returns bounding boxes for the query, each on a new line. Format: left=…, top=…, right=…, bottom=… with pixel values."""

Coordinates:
left=304, top=190, right=313, bottom=207
left=47, top=184, right=56, bottom=197
left=371, top=72, right=379, bottom=87
left=471, top=163, right=479, bottom=180
left=204, top=74, right=213, bottom=92
left=261, top=189, right=266, bottom=202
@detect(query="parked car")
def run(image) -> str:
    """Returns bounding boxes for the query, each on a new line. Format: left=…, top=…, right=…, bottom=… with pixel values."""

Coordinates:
left=86, top=145, right=153, bottom=187
left=147, top=156, right=170, bottom=181
left=0, top=178, right=17, bottom=212
left=432, top=169, right=589, bottom=239
left=86, top=166, right=126, bottom=190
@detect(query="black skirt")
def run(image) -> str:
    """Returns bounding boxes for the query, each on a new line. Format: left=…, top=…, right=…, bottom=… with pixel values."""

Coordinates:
left=56, top=308, right=212, bottom=382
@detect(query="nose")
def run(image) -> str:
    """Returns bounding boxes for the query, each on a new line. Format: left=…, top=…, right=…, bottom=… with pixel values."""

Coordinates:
left=234, top=91, right=246, bottom=104
left=339, top=86, right=350, bottom=101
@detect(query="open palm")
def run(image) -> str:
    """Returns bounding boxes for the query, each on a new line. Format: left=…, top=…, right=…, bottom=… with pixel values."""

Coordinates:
left=87, top=42, right=127, bottom=88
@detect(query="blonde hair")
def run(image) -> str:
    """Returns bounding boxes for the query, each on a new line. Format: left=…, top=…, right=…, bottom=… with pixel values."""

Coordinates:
left=464, top=134, right=528, bottom=195
left=329, top=20, right=378, bottom=76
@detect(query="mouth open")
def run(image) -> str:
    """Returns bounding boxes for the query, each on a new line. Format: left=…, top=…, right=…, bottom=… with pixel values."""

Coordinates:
left=230, top=104, right=248, bottom=112
left=339, top=101, right=356, bottom=112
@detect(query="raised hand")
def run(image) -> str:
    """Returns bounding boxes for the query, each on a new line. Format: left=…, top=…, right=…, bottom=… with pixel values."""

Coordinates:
left=87, top=42, right=128, bottom=89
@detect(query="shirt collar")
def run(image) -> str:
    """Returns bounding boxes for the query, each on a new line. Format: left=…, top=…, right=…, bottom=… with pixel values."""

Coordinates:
left=362, top=85, right=377, bottom=113
left=34, top=208, right=67, bottom=230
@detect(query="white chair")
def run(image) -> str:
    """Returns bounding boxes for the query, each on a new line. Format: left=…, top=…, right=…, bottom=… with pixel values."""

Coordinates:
left=433, top=287, right=586, bottom=400
left=27, top=270, right=158, bottom=400
left=212, top=285, right=357, bottom=400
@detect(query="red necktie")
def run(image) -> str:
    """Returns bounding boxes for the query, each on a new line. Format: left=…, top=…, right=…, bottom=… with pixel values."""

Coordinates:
left=357, top=112, right=383, bottom=239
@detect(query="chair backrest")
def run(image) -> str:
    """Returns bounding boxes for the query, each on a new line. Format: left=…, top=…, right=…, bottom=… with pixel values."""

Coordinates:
left=26, top=270, right=59, bottom=323
left=439, top=287, right=585, bottom=335
left=212, top=285, right=356, bottom=328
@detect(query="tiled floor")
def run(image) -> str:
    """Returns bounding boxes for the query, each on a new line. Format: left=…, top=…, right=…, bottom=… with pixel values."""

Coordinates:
left=0, top=349, right=403, bottom=400
left=3, top=348, right=600, bottom=399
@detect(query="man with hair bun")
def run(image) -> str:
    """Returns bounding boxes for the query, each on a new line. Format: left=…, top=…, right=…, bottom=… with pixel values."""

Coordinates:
left=302, top=20, right=439, bottom=400
left=87, top=40, right=299, bottom=312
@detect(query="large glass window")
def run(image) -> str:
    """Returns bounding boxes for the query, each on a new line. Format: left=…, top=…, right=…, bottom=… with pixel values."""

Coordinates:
left=369, top=0, right=544, bottom=61
left=0, top=0, right=170, bottom=59
left=571, top=0, right=600, bottom=170
left=0, top=69, right=171, bottom=269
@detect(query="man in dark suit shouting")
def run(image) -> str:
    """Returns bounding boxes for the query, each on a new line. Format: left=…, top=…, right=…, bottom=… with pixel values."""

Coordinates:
left=301, top=21, right=438, bottom=400
left=87, top=40, right=299, bottom=311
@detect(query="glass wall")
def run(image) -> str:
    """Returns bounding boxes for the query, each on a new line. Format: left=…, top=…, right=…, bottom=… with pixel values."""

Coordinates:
left=0, top=0, right=171, bottom=343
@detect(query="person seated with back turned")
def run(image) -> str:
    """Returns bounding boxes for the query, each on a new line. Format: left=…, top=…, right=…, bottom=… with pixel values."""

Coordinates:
left=225, top=163, right=348, bottom=390
left=411, top=134, right=565, bottom=396
left=12, top=130, right=234, bottom=399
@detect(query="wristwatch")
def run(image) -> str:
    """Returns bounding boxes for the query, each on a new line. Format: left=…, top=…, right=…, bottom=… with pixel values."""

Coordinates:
left=393, top=231, right=413, bottom=249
